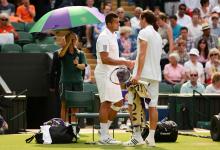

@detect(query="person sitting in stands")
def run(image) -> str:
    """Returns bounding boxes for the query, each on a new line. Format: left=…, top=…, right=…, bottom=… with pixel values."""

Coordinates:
left=180, top=69, right=205, bottom=93
left=205, top=48, right=220, bottom=84
left=205, top=72, right=220, bottom=93
left=16, top=0, right=35, bottom=23
left=0, top=13, right=18, bottom=40
left=163, top=52, right=186, bottom=85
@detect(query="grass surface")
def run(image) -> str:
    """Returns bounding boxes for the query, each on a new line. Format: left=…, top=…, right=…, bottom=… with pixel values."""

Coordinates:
left=0, top=132, right=220, bottom=150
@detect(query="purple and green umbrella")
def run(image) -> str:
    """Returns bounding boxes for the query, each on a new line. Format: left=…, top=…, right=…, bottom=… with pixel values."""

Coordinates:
left=30, top=6, right=105, bottom=33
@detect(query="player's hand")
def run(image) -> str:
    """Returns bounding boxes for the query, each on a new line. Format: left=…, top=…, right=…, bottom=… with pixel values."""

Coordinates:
left=73, top=57, right=79, bottom=65
left=126, top=60, right=135, bottom=70
left=131, top=75, right=140, bottom=85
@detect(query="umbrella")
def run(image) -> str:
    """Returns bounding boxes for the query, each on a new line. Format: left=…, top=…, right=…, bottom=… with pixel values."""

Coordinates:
left=30, top=6, right=105, bottom=33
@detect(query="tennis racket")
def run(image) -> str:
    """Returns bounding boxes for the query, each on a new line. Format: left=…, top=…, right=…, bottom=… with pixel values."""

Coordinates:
left=110, top=67, right=149, bottom=86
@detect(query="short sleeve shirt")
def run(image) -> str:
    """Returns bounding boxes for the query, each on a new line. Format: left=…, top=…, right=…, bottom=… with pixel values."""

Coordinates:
left=133, top=25, right=162, bottom=81
left=180, top=81, right=205, bottom=93
left=60, top=49, right=87, bottom=84
left=96, top=27, right=120, bottom=73
left=0, top=3, right=15, bottom=15
left=16, top=5, right=35, bottom=23
left=164, top=64, right=185, bottom=81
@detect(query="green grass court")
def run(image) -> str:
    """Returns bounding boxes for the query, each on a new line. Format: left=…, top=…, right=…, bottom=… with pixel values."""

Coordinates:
left=1, top=132, right=220, bottom=150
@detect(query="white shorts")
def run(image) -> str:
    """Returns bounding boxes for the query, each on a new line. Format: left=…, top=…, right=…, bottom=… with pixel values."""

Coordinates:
left=94, top=69, right=123, bottom=103
left=128, top=78, right=159, bottom=107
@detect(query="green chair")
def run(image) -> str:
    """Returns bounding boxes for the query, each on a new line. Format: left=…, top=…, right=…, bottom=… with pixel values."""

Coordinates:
left=173, top=84, right=182, bottom=93
left=159, top=82, right=174, bottom=94
left=16, top=31, right=33, bottom=45
left=83, top=83, right=98, bottom=93
left=11, top=22, right=25, bottom=31
left=1, top=44, right=22, bottom=53
left=25, top=22, right=35, bottom=32
left=35, top=36, right=55, bottom=44
left=23, top=43, right=45, bottom=53
left=43, top=44, right=60, bottom=52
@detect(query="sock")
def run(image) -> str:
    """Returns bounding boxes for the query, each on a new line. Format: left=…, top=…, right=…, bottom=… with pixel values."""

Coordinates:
left=107, top=120, right=112, bottom=129
left=147, top=129, right=155, bottom=140
left=100, top=123, right=109, bottom=139
left=71, top=122, right=77, bottom=134
left=133, top=126, right=142, bottom=140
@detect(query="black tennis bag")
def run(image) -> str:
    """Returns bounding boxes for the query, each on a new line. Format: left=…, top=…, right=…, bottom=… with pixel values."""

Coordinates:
left=26, top=118, right=77, bottom=144
left=142, top=119, right=178, bottom=142
left=210, top=114, right=220, bottom=141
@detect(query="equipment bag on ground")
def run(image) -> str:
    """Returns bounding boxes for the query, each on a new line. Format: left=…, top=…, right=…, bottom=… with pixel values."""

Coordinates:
left=25, top=118, right=77, bottom=144
left=142, top=118, right=178, bottom=142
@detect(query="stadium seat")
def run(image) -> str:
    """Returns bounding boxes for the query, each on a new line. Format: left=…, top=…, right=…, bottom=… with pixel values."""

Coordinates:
left=25, top=22, right=35, bottom=32
left=43, top=44, right=60, bottom=52
left=1, top=44, right=22, bottom=53
left=23, top=43, right=45, bottom=53
left=11, top=22, right=25, bottom=31
left=35, top=36, right=55, bottom=44
left=159, top=82, right=174, bottom=93
left=16, top=32, right=33, bottom=45
left=173, top=84, right=182, bottom=93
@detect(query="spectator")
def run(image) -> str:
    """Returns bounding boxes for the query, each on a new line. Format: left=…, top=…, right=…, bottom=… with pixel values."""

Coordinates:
left=187, top=13, right=203, bottom=40
left=164, top=0, right=180, bottom=16
left=0, top=0, right=15, bottom=16
left=180, top=69, right=205, bottom=93
left=205, top=72, right=220, bottom=93
left=84, top=64, right=91, bottom=83
left=164, top=52, right=186, bottom=85
left=199, top=0, right=211, bottom=21
left=177, top=3, right=192, bottom=27
left=184, top=48, right=205, bottom=83
left=118, top=26, right=132, bottom=58
left=181, top=0, right=201, bottom=10
left=16, top=0, right=35, bottom=23
left=0, top=13, right=18, bottom=40
left=130, top=7, right=143, bottom=30
left=157, top=13, right=174, bottom=53
left=85, top=0, right=98, bottom=48
left=176, top=27, right=195, bottom=52
left=169, top=15, right=182, bottom=40
left=116, top=7, right=127, bottom=26
left=174, top=38, right=189, bottom=65
left=205, top=48, right=220, bottom=84
left=197, top=38, right=209, bottom=65
left=195, top=23, right=219, bottom=49
left=210, top=12, right=220, bottom=36
left=153, top=5, right=161, bottom=17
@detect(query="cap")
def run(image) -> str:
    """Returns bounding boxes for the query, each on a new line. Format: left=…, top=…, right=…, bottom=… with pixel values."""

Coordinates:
left=189, top=48, right=199, bottom=56
left=201, top=23, right=210, bottom=31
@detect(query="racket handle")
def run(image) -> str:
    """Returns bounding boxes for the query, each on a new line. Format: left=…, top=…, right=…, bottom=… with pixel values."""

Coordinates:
left=138, top=80, right=150, bottom=86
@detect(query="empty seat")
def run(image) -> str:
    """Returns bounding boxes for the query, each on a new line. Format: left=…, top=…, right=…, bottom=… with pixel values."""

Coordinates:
left=25, top=22, right=35, bottom=32
left=173, top=84, right=182, bottom=93
left=11, top=22, right=25, bottom=31
left=43, top=44, right=60, bottom=52
left=16, top=32, right=33, bottom=45
left=1, top=44, right=22, bottom=53
left=159, top=82, right=174, bottom=93
left=23, top=43, right=45, bottom=53
left=35, top=36, right=55, bottom=44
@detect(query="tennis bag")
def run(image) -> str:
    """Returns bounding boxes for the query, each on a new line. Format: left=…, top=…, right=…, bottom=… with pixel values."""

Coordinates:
left=210, top=114, right=220, bottom=141
left=142, top=119, right=178, bottom=142
left=26, top=118, right=77, bottom=144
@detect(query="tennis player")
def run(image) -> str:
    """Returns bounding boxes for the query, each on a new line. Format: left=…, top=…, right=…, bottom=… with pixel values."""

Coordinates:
left=123, top=10, right=162, bottom=147
left=94, top=12, right=134, bottom=145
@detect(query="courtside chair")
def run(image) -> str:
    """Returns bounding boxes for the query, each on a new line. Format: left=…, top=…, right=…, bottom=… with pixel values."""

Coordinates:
left=16, top=31, right=33, bottom=46
left=1, top=44, right=22, bottom=53
left=11, top=22, right=25, bottom=31
left=159, top=82, right=174, bottom=94
left=83, top=82, right=98, bottom=93
left=64, top=90, right=96, bottom=141
left=23, top=43, right=45, bottom=53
